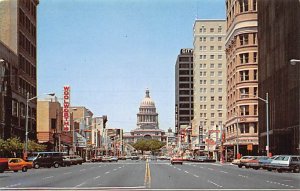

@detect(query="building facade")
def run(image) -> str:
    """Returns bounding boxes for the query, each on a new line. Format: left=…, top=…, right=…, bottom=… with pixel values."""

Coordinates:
left=123, top=89, right=166, bottom=144
left=37, top=97, right=72, bottom=152
left=192, top=20, right=227, bottom=159
left=258, top=0, right=300, bottom=155
left=175, top=48, right=194, bottom=135
left=0, top=0, right=39, bottom=140
left=225, top=0, right=259, bottom=159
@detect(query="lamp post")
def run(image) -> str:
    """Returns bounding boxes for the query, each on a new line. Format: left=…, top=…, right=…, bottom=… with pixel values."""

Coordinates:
left=25, top=92, right=55, bottom=158
left=241, top=93, right=269, bottom=157
left=235, top=113, right=239, bottom=159
left=290, top=59, right=300, bottom=154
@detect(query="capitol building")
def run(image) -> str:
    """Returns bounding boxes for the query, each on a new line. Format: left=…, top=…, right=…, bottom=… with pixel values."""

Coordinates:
left=123, top=89, right=166, bottom=143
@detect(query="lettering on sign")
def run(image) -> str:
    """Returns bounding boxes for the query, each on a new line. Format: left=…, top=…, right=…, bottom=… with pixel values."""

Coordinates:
left=180, top=49, right=193, bottom=54
left=63, top=86, right=71, bottom=131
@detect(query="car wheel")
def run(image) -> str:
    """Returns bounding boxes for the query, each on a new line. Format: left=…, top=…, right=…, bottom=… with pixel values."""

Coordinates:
left=277, top=169, right=282, bottom=173
left=54, top=163, right=59, bottom=168
left=22, top=166, right=28, bottom=172
left=267, top=168, right=272, bottom=171
left=13, top=170, right=18, bottom=172
left=34, top=163, right=40, bottom=169
left=245, top=166, right=250, bottom=169
left=293, top=166, right=300, bottom=173
left=238, top=165, right=242, bottom=168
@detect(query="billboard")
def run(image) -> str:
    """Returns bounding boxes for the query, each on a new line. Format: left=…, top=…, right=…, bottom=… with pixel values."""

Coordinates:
left=63, top=86, right=71, bottom=131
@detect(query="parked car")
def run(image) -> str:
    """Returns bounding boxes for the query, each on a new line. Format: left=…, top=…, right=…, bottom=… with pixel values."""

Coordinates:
left=260, top=156, right=279, bottom=169
left=111, top=156, right=118, bottom=162
left=28, top=152, right=64, bottom=169
left=0, top=158, right=33, bottom=172
left=171, top=156, right=183, bottom=165
left=267, top=155, right=300, bottom=173
left=72, top=155, right=84, bottom=165
left=246, top=156, right=270, bottom=170
left=238, top=156, right=255, bottom=168
left=131, top=156, right=139, bottom=160
left=62, top=156, right=72, bottom=167
left=102, top=156, right=112, bottom=162
left=118, top=156, right=126, bottom=160
left=91, top=156, right=102, bottom=162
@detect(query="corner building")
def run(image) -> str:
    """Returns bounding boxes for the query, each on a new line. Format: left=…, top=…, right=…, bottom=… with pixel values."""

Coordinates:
left=225, top=0, right=259, bottom=159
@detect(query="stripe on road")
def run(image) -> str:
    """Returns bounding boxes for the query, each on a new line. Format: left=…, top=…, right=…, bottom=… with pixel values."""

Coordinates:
left=42, top=176, right=54, bottom=180
left=208, top=180, right=223, bottom=188
left=93, top=176, right=101, bottom=180
left=63, top=172, right=72, bottom=175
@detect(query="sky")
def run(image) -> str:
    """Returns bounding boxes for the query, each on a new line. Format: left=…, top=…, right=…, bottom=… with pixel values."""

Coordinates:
left=37, top=0, right=226, bottom=132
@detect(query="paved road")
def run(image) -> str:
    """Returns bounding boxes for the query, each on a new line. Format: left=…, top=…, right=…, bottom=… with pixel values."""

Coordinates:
left=0, top=160, right=299, bottom=190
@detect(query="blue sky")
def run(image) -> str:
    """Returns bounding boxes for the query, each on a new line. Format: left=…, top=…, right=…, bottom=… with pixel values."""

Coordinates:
left=37, top=0, right=225, bottom=132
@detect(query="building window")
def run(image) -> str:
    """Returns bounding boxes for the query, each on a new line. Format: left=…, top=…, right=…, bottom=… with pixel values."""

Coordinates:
left=218, top=88, right=222, bottom=93
left=254, top=52, right=258, bottom=62
left=218, top=46, right=222, bottom=50
left=254, top=87, right=258, bottom=96
left=211, top=121, right=215, bottom=126
left=218, top=112, right=222, bottom=118
left=218, top=63, right=222, bottom=68
left=253, top=123, right=258, bottom=133
left=211, top=96, right=215, bottom=101
left=240, top=105, right=249, bottom=115
left=218, top=37, right=222, bottom=41
left=210, top=88, right=215, bottom=93
left=254, top=69, right=258, bottom=80
left=240, top=70, right=249, bottom=81
left=218, top=96, right=222, bottom=101
left=239, top=53, right=249, bottom=64
left=211, top=113, right=215, bottom=118
left=218, top=80, right=222, bottom=85
left=253, top=0, right=257, bottom=11
left=210, top=80, right=215, bottom=85
left=218, top=71, right=222, bottom=77
left=218, top=26, right=222, bottom=33
left=210, top=28, right=214, bottom=32
left=210, top=37, right=214, bottom=41
left=218, top=55, right=222, bottom=60
left=240, top=88, right=249, bottom=98
left=254, top=105, right=258, bottom=115
left=210, top=63, right=214, bottom=68
left=210, top=71, right=214, bottom=77
left=210, top=46, right=214, bottom=51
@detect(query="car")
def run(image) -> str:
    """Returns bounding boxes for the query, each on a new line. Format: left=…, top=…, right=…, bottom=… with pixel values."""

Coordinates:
left=259, top=156, right=279, bottom=169
left=111, top=156, right=118, bottom=162
left=171, top=156, right=183, bottom=165
left=118, top=156, right=126, bottom=160
left=91, top=156, right=102, bottom=162
left=102, top=156, right=112, bottom=162
left=62, top=156, right=72, bottom=167
left=0, top=158, right=33, bottom=172
left=267, top=155, right=300, bottom=173
left=246, top=156, right=269, bottom=170
left=72, top=155, right=84, bottom=165
left=237, top=156, right=255, bottom=168
left=131, top=156, right=139, bottom=160
left=28, top=152, right=64, bottom=169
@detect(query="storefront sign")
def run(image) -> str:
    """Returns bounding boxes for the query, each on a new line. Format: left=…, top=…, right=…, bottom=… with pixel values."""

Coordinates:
left=63, top=85, right=71, bottom=131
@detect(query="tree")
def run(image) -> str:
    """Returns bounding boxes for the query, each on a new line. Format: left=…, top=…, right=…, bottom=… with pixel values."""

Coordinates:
left=132, top=139, right=165, bottom=154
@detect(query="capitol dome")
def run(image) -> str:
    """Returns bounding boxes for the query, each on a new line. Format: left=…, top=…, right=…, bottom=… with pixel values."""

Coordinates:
left=140, top=89, right=155, bottom=107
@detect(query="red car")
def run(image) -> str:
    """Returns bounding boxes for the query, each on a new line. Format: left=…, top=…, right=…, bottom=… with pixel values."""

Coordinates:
left=171, top=156, right=183, bottom=165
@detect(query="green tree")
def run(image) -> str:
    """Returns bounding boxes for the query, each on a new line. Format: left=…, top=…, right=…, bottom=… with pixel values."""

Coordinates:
left=27, top=140, right=47, bottom=152
left=132, top=139, right=165, bottom=154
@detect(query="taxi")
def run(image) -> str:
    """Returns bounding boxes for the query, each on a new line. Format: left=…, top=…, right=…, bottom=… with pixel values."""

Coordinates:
left=8, top=158, right=33, bottom=172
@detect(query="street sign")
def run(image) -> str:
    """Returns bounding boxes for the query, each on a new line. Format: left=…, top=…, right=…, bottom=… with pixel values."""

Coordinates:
left=247, top=144, right=253, bottom=151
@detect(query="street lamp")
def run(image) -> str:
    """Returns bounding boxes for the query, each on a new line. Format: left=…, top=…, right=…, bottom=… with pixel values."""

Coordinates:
left=25, top=92, right=55, bottom=158
left=241, top=92, right=269, bottom=157
left=290, top=59, right=300, bottom=154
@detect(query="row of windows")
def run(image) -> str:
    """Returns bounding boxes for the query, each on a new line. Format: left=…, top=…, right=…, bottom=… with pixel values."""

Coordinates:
left=227, top=104, right=258, bottom=118
left=179, top=110, right=194, bottom=115
left=179, top=97, right=193, bottom=102
left=179, top=103, right=194, bottom=108
left=199, top=55, right=223, bottom=60
left=199, top=26, right=223, bottom=33
left=199, top=71, right=224, bottom=77
left=199, top=120, right=223, bottom=127
left=179, top=90, right=193, bottom=95
left=19, top=9, right=36, bottom=39
left=179, top=77, right=193, bottom=82
left=12, top=99, right=36, bottom=118
left=19, top=54, right=36, bottom=79
left=18, top=77, right=36, bottom=98
left=179, top=57, right=193, bottom=62
left=200, top=96, right=223, bottom=102
left=19, top=32, right=36, bottom=59
left=239, top=52, right=257, bottom=64
left=200, top=104, right=224, bottom=110
left=199, top=79, right=223, bottom=85
left=199, top=88, right=224, bottom=93
left=199, top=46, right=223, bottom=51
left=179, top=70, right=193, bottom=75
left=20, top=0, right=37, bottom=19
left=199, top=36, right=224, bottom=42
left=179, top=63, right=193, bottom=68
left=226, top=123, right=258, bottom=134
left=199, top=63, right=223, bottom=69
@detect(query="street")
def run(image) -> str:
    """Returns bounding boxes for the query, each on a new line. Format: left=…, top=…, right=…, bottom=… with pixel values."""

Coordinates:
left=0, top=160, right=299, bottom=190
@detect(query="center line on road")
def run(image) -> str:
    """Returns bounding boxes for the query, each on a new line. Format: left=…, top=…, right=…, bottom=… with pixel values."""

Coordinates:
left=184, top=171, right=189, bottom=174
left=208, top=180, right=223, bottom=188
left=80, top=169, right=86, bottom=172
left=238, top=174, right=248, bottom=178
left=63, top=172, right=72, bottom=175
left=42, top=176, right=54, bottom=180
left=194, top=174, right=199, bottom=178
left=220, top=171, right=228, bottom=174
left=105, top=171, right=110, bottom=174
left=93, top=176, right=101, bottom=180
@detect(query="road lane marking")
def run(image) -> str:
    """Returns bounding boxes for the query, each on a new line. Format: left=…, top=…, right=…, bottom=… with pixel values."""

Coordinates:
left=63, top=172, right=72, bottom=175
left=144, top=159, right=151, bottom=188
left=105, top=171, right=110, bottom=174
left=208, top=180, right=223, bottom=188
left=98, top=165, right=102, bottom=167
left=80, top=169, right=86, bottom=172
left=113, top=168, right=117, bottom=171
left=42, top=176, right=54, bottom=180
left=118, top=167, right=122, bottom=168
left=266, top=180, right=294, bottom=188
left=93, top=176, right=101, bottom=180
left=184, top=170, right=189, bottom=174
left=208, top=168, right=214, bottom=171
left=238, top=174, right=248, bottom=178
left=220, top=171, right=228, bottom=174
left=193, top=174, right=199, bottom=178
left=177, top=168, right=182, bottom=171
left=74, top=181, right=86, bottom=188
left=6, top=183, right=21, bottom=188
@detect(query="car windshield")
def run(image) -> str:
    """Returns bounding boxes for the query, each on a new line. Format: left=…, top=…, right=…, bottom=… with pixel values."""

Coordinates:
left=0, top=1, right=299, bottom=190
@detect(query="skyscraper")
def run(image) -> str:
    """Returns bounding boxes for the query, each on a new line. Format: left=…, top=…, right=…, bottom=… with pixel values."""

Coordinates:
left=0, top=0, right=39, bottom=140
left=193, top=20, right=227, bottom=158
left=225, top=0, right=259, bottom=159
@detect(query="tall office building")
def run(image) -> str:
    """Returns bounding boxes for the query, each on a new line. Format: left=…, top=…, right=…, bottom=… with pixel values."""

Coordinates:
left=225, top=0, right=259, bottom=159
left=175, top=49, right=194, bottom=135
left=0, top=0, right=39, bottom=140
left=192, top=20, right=227, bottom=158
left=258, top=0, right=300, bottom=155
